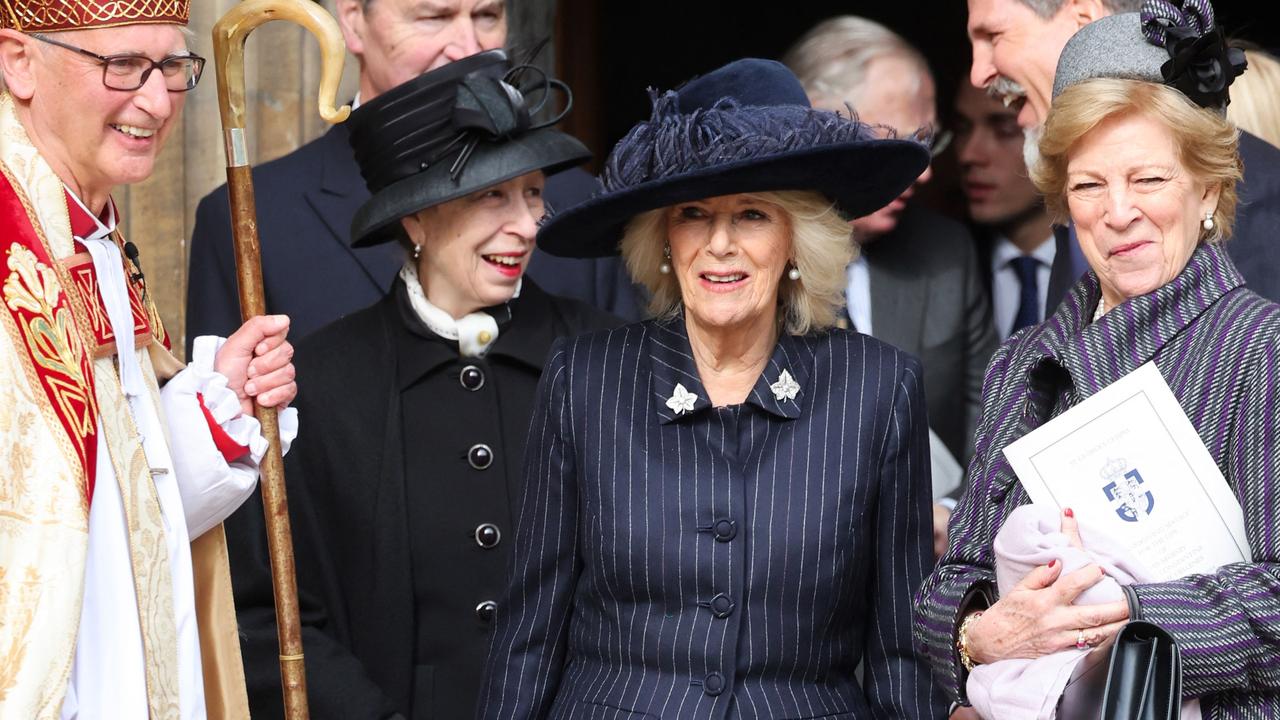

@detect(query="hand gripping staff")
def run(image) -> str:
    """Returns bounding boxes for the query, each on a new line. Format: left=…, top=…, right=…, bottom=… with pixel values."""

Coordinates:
left=212, top=2, right=351, bottom=717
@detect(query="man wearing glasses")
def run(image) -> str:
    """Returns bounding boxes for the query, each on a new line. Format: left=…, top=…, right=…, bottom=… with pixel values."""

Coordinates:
left=0, top=2, right=298, bottom=717
left=782, top=16, right=999, bottom=540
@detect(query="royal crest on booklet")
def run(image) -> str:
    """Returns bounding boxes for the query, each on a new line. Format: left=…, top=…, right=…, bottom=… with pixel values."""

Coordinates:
left=1003, top=362, right=1249, bottom=580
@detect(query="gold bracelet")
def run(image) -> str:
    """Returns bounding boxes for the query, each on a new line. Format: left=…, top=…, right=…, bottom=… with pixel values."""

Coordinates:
left=956, top=610, right=984, bottom=672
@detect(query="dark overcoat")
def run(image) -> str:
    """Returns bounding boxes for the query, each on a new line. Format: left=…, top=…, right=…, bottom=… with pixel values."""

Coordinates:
left=225, top=278, right=617, bottom=720
left=916, top=244, right=1280, bottom=716
left=478, top=317, right=948, bottom=719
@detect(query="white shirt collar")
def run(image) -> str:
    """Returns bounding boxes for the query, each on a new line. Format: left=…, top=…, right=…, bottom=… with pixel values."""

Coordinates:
left=65, top=187, right=118, bottom=241
left=992, top=233, right=1055, bottom=268
left=844, top=254, right=873, bottom=336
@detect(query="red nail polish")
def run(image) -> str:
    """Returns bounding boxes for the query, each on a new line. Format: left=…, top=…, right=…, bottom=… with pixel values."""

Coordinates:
left=1048, top=559, right=1058, bottom=569
left=1064, top=507, right=1075, bottom=518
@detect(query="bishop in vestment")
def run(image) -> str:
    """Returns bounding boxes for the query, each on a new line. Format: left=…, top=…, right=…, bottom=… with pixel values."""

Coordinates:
left=0, top=2, right=298, bottom=717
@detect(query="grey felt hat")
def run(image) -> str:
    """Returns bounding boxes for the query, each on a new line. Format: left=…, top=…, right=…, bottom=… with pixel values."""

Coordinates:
left=1053, top=2, right=1245, bottom=112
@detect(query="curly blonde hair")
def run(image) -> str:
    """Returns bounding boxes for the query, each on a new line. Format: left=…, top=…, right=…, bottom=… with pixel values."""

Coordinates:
left=1032, top=78, right=1241, bottom=242
left=620, top=190, right=854, bottom=335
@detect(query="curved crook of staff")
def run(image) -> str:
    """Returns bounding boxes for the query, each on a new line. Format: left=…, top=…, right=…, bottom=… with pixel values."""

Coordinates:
left=212, top=1, right=350, bottom=717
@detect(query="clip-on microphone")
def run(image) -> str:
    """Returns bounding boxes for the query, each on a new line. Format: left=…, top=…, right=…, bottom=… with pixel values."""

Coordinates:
left=123, top=241, right=147, bottom=299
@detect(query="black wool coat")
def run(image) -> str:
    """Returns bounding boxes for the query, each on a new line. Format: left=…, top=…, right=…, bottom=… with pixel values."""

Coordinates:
left=224, top=278, right=618, bottom=720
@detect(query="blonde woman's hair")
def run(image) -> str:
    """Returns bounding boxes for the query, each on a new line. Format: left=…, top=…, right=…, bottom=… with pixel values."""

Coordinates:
left=1032, top=78, right=1241, bottom=242
left=620, top=190, right=854, bottom=335
left=1227, top=48, right=1280, bottom=151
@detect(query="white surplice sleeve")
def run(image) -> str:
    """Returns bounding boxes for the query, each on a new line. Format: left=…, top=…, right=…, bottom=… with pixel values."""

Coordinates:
left=159, top=335, right=298, bottom=539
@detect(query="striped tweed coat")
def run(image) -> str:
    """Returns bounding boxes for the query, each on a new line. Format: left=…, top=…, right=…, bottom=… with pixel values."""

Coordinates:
left=914, top=244, right=1280, bottom=717
left=479, top=317, right=947, bottom=719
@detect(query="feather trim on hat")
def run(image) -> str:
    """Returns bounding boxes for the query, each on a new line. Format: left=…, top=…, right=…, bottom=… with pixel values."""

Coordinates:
left=602, top=91, right=889, bottom=194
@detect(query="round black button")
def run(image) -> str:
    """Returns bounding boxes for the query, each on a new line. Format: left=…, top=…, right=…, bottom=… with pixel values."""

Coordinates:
left=709, top=593, right=735, bottom=618
left=703, top=672, right=725, bottom=696
left=468, top=443, right=493, bottom=470
left=476, top=600, right=497, bottom=623
left=712, top=519, right=737, bottom=542
left=475, top=523, right=501, bottom=548
left=460, top=365, right=485, bottom=391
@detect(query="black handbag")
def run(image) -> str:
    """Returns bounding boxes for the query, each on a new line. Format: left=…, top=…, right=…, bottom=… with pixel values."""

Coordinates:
left=1056, top=620, right=1183, bottom=720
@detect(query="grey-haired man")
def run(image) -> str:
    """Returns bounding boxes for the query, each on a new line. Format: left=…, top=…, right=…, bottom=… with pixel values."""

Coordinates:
left=965, top=0, right=1280, bottom=308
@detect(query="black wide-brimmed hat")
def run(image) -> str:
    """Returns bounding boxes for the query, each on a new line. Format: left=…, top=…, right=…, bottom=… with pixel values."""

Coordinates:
left=537, top=58, right=931, bottom=258
left=347, top=50, right=590, bottom=247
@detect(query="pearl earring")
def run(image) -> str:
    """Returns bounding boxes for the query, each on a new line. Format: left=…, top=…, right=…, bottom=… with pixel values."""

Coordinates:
left=788, top=265, right=801, bottom=281
left=659, top=244, right=672, bottom=275
left=413, top=244, right=422, bottom=260
left=1202, top=213, right=1215, bottom=232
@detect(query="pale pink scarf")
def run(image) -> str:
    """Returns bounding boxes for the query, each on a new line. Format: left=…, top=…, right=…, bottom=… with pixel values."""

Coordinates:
left=966, top=504, right=1201, bottom=720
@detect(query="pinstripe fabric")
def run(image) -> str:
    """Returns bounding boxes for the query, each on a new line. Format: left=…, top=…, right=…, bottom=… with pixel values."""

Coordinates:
left=914, top=244, right=1280, bottom=717
left=478, top=316, right=947, bottom=719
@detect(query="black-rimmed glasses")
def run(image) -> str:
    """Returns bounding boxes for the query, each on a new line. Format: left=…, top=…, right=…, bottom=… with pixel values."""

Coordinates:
left=32, top=33, right=205, bottom=92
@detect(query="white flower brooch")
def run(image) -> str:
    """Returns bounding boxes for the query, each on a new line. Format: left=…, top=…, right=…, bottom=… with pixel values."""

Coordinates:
left=665, top=383, right=698, bottom=415
left=770, top=369, right=800, bottom=402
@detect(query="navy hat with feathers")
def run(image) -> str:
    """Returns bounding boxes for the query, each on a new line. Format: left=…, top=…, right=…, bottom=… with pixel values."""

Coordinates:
left=537, top=58, right=931, bottom=258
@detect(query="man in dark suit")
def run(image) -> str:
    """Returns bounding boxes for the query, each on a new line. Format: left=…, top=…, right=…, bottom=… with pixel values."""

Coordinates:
left=967, top=0, right=1280, bottom=310
left=186, top=0, right=640, bottom=354
left=785, top=16, right=999, bottom=472
left=786, top=18, right=999, bottom=560
left=954, top=80, right=1056, bottom=340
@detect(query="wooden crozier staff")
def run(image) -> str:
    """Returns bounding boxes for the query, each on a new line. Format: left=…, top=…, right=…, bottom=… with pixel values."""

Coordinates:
left=212, top=1, right=350, bottom=717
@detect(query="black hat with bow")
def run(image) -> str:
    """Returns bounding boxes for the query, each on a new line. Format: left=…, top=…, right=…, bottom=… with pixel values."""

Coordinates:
left=347, top=49, right=590, bottom=247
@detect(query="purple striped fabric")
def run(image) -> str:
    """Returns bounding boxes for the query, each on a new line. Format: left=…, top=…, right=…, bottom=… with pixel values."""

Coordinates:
left=1141, top=0, right=1216, bottom=47
left=914, top=243, right=1280, bottom=717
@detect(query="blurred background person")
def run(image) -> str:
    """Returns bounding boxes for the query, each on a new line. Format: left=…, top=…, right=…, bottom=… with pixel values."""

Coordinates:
left=225, top=53, right=617, bottom=719
left=953, top=80, right=1055, bottom=340
left=186, top=0, right=641, bottom=357
left=919, top=10, right=1280, bottom=715
left=785, top=16, right=998, bottom=554
left=1227, top=45, right=1280, bottom=150
left=965, top=0, right=1280, bottom=308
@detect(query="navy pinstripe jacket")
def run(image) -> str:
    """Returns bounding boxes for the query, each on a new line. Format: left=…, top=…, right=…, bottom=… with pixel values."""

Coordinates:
left=915, top=244, right=1280, bottom=716
left=478, top=317, right=947, bottom=719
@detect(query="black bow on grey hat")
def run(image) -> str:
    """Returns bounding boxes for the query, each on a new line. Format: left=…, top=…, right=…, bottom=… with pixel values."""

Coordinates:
left=346, top=49, right=590, bottom=247
left=536, top=58, right=931, bottom=259
left=1053, top=0, right=1246, bottom=112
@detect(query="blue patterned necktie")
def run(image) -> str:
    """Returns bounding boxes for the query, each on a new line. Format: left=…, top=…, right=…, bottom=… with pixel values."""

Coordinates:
left=1010, top=255, right=1041, bottom=334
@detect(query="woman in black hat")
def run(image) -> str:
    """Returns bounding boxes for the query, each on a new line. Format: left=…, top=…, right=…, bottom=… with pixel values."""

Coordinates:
left=478, top=58, right=946, bottom=719
left=225, top=50, right=616, bottom=720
